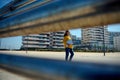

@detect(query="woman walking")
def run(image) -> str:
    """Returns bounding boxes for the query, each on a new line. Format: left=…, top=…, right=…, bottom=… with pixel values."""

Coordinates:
left=63, top=30, right=74, bottom=61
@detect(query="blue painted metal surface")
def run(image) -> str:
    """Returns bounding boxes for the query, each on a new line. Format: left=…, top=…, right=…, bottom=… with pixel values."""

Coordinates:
left=0, top=0, right=119, bottom=29
left=0, top=0, right=104, bottom=28
left=0, top=53, right=120, bottom=80
left=0, top=0, right=120, bottom=37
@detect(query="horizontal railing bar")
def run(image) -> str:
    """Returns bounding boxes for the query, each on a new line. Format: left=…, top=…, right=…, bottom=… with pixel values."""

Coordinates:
left=0, top=0, right=120, bottom=37
left=0, top=53, right=120, bottom=80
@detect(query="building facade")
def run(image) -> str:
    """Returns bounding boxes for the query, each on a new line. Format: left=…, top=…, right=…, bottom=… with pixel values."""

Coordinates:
left=22, top=31, right=64, bottom=49
left=109, top=32, right=120, bottom=45
left=71, top=35, right=81, bottom=48
left=113, top=36, right=120, bottom=51
left=22, top=31, right=81, bottom=50
left=109, top=32, right=120, bottom=50
left=51, top=31, right=65, bottom=49
left=81, top=26, right=109, bottom=50
left=71, top=35, right=80, bottom=44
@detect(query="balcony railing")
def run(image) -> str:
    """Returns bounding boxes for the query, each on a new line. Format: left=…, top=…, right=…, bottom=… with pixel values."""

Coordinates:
left=53, top=39, right=62, bottom=42
left=53, top=36, right=63, bottom=39
left=23, top=45, right=47, bottom=48
left=24, top=37, right=49, bottom=41
left=52, top=46, right=64, bottom=48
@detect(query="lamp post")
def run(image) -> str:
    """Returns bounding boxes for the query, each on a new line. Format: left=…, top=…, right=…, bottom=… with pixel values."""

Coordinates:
left=26, top=35, right=28, bottom=54
left=102, top=26, right=105, bottom=56
left=0, top=39, right=1, bottom=49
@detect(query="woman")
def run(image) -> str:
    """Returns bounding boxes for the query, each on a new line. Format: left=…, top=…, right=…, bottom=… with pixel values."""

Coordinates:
left=63, top=30, right=74, bottom=61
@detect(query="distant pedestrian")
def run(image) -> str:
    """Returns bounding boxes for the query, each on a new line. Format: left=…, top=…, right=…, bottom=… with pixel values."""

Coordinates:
left=63, top=30, right=74, bottom=61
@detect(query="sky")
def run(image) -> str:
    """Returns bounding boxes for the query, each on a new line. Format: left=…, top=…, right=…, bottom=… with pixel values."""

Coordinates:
left=0, top=24, right=120, bottom=49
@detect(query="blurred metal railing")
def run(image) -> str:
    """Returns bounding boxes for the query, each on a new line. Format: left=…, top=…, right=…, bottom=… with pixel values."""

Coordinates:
left=0, top=0, right=120, bottom=37
left=0, top=53, right=120, bottom=80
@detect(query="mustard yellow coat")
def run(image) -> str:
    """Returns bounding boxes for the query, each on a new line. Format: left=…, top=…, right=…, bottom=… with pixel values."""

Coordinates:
left=63, top=35, right=73, bottom=49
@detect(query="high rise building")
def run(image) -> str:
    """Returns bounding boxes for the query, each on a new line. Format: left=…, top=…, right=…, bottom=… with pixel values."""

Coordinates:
left=71, top=35, right=81, bottom=46
left=22, top=33, right=50, bottom=49
left=114, top=36, right=120, bottom=51
left=51, top=31, right=65, bottom=48
left=109, top=32, right=120, bottom=45
left=22, top=31, right=64, bottom=49
left=81, top=26, right=109, bottom=50
left=109, top=32, right=120, bottom=50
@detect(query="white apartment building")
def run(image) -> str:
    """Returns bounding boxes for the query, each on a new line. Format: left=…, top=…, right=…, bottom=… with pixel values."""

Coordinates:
left=81, top=26, right=109, bottom=50
left=114, top=36, right=120, bottom=51
left=22, top=31, right=64, bottom=49
left=109, top=32, right=120, bottom=49
left=22, top=33, right=50, bottom=49
left=50, top=31, right=64, bottom=49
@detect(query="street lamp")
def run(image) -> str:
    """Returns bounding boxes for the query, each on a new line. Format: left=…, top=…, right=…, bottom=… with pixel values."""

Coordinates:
left=0, top=39, right=1, bottom=49
left=26, top=35, right=28, bottom=54
left=102, top=26, right=105, bottom=56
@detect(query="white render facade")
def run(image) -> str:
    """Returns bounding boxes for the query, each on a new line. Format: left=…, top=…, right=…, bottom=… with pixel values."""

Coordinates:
left=114, top=36, right=120, bottom=51
left=109, top=32, right=120, bottom=49
left=81, top=26, right=109, bottom=50
left=22, top=31, right=64, bottom=49
left=50, top=31, right=64, bottom=48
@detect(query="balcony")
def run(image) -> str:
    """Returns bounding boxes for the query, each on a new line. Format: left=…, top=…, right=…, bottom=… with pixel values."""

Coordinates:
left=39, top=42, right=50, bottom=45
left=53, top=36, right=63, bottom=39
left=23, top=45, right=47, bottom=48
left=39, top=35, right=47, bottom=37
left=55, top=32, right=64, bottom=34
left=24, top=37, right=49, bottom=41
left=53, top=39, right=62, bottom=42
left=54, top=43, right=64, bottom=46
left=29, top=34, right=40, bottom=37
left=23, top=41, right=40, bottom=44
left=52, top=46, right=64, bottom=48
left=54, top=33, right=64, bottom=36
left=23, top=41, right=49, bottom=45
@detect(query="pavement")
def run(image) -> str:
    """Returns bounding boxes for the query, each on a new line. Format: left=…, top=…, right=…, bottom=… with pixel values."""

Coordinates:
left=0, top=51, right=120, bottom=64
left=0, top=69, right=31, bottom=80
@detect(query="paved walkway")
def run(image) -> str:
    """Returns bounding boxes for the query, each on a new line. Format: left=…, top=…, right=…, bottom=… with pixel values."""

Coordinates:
left=0, top=69, right=31, bottom=80
left=0, top=51, right=120, bottom=64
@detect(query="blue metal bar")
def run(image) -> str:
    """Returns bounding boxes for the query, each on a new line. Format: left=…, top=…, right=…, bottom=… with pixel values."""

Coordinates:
left=0, top=53, right=120, bottom=80
left=0, top=0, right=120, bottom=37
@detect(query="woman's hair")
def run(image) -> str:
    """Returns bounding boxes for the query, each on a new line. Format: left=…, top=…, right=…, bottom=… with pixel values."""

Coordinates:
left=64, top=30, right=69, bottom=37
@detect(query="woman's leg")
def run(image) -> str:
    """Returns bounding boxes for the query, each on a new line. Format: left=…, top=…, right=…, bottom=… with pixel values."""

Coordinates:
left=65, top=48, right=69, bottom=61
left=69, top=48, right=74, bottom=61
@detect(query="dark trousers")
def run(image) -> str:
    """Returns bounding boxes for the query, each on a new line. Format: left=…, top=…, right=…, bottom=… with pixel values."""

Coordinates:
left=65, top=48, right=74, bottom=61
